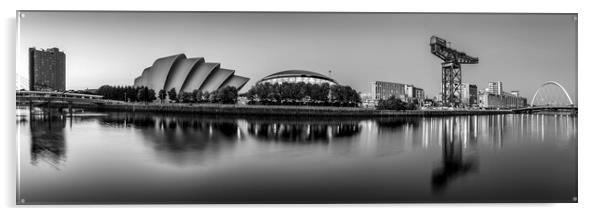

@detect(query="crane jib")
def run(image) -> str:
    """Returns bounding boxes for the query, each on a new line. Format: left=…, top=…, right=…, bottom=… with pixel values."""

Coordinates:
left=429, top=35, right=479, bottom=107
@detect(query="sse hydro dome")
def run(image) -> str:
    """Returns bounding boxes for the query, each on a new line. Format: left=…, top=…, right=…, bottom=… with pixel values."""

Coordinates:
left=257, top=70, right=338, bottom=85
left=134, top=54, right=249, bottom=93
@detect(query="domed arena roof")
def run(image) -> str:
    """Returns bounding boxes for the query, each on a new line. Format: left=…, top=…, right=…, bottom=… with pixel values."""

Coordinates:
left=133, top=54, right=249, bottom=92
left=258, top=70, right=338, bottom=84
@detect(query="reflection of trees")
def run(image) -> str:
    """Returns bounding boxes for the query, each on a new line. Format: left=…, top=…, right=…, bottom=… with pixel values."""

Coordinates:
left=332, top=124, right=361, bottom=138
left=247, top=118, right=362, bottom=144
left=29, top=116, right=66, bottom=167
left=100, top=112, right=240, bottom=166
left=152, top=118, right=239, bottom=152
left=431, top=117, right=478, bottom=193
left=375, top=117, right=419, bottom=131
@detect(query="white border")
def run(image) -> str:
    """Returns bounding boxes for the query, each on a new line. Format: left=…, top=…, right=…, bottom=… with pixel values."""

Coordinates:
left=2, top=0, right=601, bottom=215
left=15, top=10, right=21, bottom=206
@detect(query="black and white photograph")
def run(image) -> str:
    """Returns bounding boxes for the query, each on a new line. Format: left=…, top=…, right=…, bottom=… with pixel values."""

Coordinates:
left=14, top=11, right=578, bottom=204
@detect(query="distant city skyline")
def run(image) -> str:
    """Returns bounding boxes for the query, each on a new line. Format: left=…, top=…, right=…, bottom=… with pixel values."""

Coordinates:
left=17, top=12, right=577, bottom=103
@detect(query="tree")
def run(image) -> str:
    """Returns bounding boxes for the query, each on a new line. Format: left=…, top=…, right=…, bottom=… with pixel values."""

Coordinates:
left=158, top=89, right=167, bottom=103
left=137, top=87, right=147, bottom=103
left=330, top=85, right=361, bottom=106
left=194, top=89, right=202, bottom=103
left=208, top=91, right=217, bottom=103
left=280, top=82, right=296, bottom=102
left=202, top=91, right=212, bottom=103
left=97, top=85, right=143, bottom=102
left=215, top=86, right=238, bottom=104
left=178, top=91, right=194, bottom=103
left=97, top=85, right=112, bottom=99
left=127, top=86, right=139, bottom=102
left=406, top=98, right=419, bottom=110
left=376, top=96, right=406, bottom=111
left=147, top=89, right=156, bottom=102
left=168, top=88, right=178, bottom=103
left=192, top=89, right=200, bottom=103
left=310, top=83, right=330, bottom=103
left=244, top=82, right=360, bottom=107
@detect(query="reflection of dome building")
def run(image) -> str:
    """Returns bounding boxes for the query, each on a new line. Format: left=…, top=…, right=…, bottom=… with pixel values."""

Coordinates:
left=257, top=70, right=338, bottom=85
left=134, top=54, right=249, bottom=92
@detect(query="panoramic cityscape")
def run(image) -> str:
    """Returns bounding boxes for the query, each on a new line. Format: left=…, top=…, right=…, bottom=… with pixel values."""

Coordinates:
left=16, top=12, right=577, bottom=204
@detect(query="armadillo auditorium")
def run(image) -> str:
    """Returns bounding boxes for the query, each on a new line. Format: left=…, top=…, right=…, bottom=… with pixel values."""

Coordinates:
left=134, top=54, right=250, bottom=93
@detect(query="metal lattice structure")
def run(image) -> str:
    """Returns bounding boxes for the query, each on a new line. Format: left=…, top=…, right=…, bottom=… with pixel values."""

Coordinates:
left=430, top=36, right=479, bottom=106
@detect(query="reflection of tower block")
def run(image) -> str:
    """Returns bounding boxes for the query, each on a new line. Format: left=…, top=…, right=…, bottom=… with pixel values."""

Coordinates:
left=441, top=62, right=462, bottom=106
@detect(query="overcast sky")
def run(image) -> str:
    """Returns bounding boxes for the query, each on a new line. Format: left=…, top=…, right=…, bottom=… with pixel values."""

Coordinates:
left=17, top=12, right=577, bottom=103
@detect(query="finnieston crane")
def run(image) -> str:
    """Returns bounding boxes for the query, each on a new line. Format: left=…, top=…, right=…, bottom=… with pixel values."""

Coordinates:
left=430, top=36, right=479, bottom=107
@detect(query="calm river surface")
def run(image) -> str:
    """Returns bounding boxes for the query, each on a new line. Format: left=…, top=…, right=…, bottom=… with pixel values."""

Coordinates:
left=17, top=111, right=577, bottom=203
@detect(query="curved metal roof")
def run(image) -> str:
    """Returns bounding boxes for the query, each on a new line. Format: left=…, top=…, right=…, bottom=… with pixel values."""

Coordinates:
left=220, top=75, right=250, bottom=91
left=164, top=58, right=204, bottom=92
left=134, top=54, right=249, bottom=94
left=200, top=68, right=235, bottom=92
left=259, top=70, right=337, bottom=84
left=180, top=62, right=220, bottom=92
left=143, top=54, right=186, bottom=91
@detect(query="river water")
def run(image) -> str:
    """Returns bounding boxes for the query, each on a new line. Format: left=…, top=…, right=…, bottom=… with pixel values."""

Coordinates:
left=16, top=111, right=577, bottom=203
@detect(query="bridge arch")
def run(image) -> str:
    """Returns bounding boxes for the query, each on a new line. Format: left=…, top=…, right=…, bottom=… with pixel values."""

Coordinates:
left=530, top=81, right=574, bottom=106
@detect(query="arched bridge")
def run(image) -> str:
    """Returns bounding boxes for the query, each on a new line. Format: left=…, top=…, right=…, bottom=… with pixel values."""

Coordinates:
left=514, top=81, right=577, bottom=114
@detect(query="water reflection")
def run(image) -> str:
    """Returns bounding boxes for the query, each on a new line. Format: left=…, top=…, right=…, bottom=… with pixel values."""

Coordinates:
left=100, top=113, right=241, bottom=166
left=431, top=117, right=478, bottom=193
left=375, top=117, right=419, bottom=131
left=28, top=116, right=67, bottom=168
left=246, top=118, right=362, bottom=144
left=18, top=112, right=577, bottom=203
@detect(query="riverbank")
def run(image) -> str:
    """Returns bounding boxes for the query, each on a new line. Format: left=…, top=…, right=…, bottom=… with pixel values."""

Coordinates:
left=97, top=102, right=512, bottom=117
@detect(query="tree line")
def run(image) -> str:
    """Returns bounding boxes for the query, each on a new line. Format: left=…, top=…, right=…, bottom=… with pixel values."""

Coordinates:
left=97, top=85, right=156, bottom=102
left=376, top=95, right=419, bottom=111
left=96, top=85, right=238, bottom=104
left=246, top=82, right=362, bottom=107
left=159, top=86, right=238, bottom=104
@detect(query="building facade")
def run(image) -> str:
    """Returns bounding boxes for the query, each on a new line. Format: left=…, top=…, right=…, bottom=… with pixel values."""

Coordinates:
left=404, top=85, right=414, bottom=98
left=413, top=87, right=425, bottom=101
left=479, top=92, right=527, bottom=109
left=488, top=81, right=503, bottom=95
left=370, top=81, right=406, bottom=101
left=29, top=47, right=66, bottom=91
left=370, top=81, right=426, bottom=103
left=461, top=83, right=478, bottom=106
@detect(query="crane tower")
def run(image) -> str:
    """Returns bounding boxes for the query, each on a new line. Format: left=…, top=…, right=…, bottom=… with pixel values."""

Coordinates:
left=430, top=36, right=479, bottom=107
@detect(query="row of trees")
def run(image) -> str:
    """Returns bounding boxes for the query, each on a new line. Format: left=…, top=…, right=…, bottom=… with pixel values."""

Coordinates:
left=97, top=82, right=363, bottom=107
left=97, top=85, right=156, bottom=102
left=96, top=85, right=239, bottom=104
left=246, top=82, right=361, bottom=107
left=158, top=86, right=238, bottom=104
left=376, top=96, right=419, bottom=111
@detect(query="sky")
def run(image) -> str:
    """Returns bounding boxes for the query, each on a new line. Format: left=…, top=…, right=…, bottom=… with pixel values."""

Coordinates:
left=17, top=12, right=577, bottom=103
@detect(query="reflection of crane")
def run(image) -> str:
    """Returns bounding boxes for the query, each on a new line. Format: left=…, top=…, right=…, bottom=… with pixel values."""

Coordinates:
left=431, top=117, right=478, bottom=193
left=430, top=36, right=479, bottom=106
